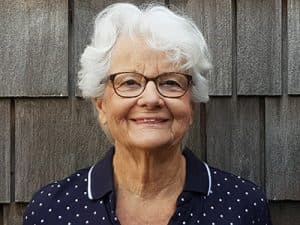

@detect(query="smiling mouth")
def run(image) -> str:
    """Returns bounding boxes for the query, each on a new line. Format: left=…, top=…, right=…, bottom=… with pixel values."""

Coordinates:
left=131, top=118, right=169, bottom=124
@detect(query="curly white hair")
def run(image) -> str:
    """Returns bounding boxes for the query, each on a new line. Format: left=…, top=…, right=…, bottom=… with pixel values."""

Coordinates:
left=78, top=3, right=212, bottom=102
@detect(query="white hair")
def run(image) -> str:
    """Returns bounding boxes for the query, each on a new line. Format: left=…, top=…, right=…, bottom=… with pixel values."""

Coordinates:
left=78, top=3, right=212, bottom=102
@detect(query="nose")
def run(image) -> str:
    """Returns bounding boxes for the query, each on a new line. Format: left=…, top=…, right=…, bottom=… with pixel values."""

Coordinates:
left=137, top=81, right=164, bottom=107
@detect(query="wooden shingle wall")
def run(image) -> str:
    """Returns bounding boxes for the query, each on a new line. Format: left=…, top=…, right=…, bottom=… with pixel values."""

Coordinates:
left=0, top=0, right=299, bottom=224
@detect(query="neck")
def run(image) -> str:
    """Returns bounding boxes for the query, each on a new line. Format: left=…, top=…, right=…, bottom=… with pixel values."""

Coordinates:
left=113, top=143, right=186, bottom=200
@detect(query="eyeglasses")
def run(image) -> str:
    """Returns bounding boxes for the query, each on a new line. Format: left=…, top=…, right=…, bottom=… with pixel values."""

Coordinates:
left=102, top=72, right=193, bottom=98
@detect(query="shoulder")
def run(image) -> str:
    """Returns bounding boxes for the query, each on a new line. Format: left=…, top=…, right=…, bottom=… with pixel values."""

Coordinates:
left=208, top=166, right=264, bottom=198
left=205, top=165, right=272, bottom=224
left=23, top=167, right=90, bottom=224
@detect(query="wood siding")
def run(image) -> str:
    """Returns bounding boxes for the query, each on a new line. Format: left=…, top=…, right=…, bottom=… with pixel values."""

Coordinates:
left=0, top=0, right=299, bottom=224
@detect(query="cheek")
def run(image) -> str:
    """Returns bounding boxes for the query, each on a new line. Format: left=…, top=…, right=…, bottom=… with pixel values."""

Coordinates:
left=106, top=104, right=126, bottom=126
left=105, top=97, right=136, bottom=127
left=171, top=103, right=193, bottom=128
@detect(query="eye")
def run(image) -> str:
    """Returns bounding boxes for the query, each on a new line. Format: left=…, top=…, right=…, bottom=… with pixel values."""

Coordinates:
left=122, top=79, right=140, bottom=86
left=157, top=73, right=190, bottom=94
left=114, top=75, right=143, bottom=91
left=161, top=79, right=182, bottom=88
left=163, top=80, right=181, bottom=87
left=119, top=79, right=141, bottom=88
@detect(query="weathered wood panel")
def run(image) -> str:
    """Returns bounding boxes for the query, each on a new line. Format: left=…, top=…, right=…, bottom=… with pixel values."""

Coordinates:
left=0, top=100, right=11, bottom=203
left=237, top=0, right=282, bottom=95
left=73, top=0, right=164, bottom=96
left=288, top=0, right=300, bottom=94
left=0, top=205, right=3, bottom=225
left=3, top=203, right=26, bottom=225
left=206, top=97, right=263, bottom=185
left=15, top=99, right=110, bottom=202
left=265, top=97, right=300, bottom=200
left=170, top=0, right=232, bottom=96
left=0, top=0, right=68, bottom=97
left=73, top=0, right=106, bottom=96
left=270, top=201, right=300, bottom=225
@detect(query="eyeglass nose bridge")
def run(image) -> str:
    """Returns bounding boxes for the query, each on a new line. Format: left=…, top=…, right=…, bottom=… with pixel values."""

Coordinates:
left=139, top=77, right=163, bottom=97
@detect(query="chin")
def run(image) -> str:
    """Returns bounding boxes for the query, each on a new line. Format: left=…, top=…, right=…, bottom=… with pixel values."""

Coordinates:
left=127, top=135, right=175, bottom=151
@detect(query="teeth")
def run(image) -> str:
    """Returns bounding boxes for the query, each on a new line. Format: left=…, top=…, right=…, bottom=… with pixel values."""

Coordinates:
left=136, top=118, right=164, bottom=123
left=143, top=119, right=156, bottom=122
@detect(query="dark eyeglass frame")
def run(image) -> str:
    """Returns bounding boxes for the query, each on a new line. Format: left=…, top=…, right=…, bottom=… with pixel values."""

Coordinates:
left=102, top=72, right=193, bottom=98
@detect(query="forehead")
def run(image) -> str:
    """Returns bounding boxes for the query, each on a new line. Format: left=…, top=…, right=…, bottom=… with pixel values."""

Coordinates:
left=109, top=35, right=179, bottom=74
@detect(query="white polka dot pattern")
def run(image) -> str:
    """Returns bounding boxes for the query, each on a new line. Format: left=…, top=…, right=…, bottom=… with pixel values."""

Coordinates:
left=23, top=148, right=272, bottom=225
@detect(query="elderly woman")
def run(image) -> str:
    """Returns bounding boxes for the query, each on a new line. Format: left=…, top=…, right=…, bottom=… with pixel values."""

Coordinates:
left=24, top=3, right=272, bottom=225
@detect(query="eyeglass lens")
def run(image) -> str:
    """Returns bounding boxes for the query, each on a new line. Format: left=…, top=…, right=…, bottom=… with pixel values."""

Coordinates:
left=112, top=72, right=191, bottom=98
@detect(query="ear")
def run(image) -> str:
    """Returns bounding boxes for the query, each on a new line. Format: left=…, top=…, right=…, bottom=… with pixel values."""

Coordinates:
left=189, top=101, right=195, bottom=126
left=95, top=97, right=108, bottom=125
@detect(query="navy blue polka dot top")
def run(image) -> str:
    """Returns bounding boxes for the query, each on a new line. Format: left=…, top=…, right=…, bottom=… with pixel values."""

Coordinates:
left=23, top=147, right=272, bottom=225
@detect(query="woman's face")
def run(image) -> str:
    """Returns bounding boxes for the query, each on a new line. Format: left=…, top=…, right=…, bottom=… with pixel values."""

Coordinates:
left=96, top=36, right=194, bottom=151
